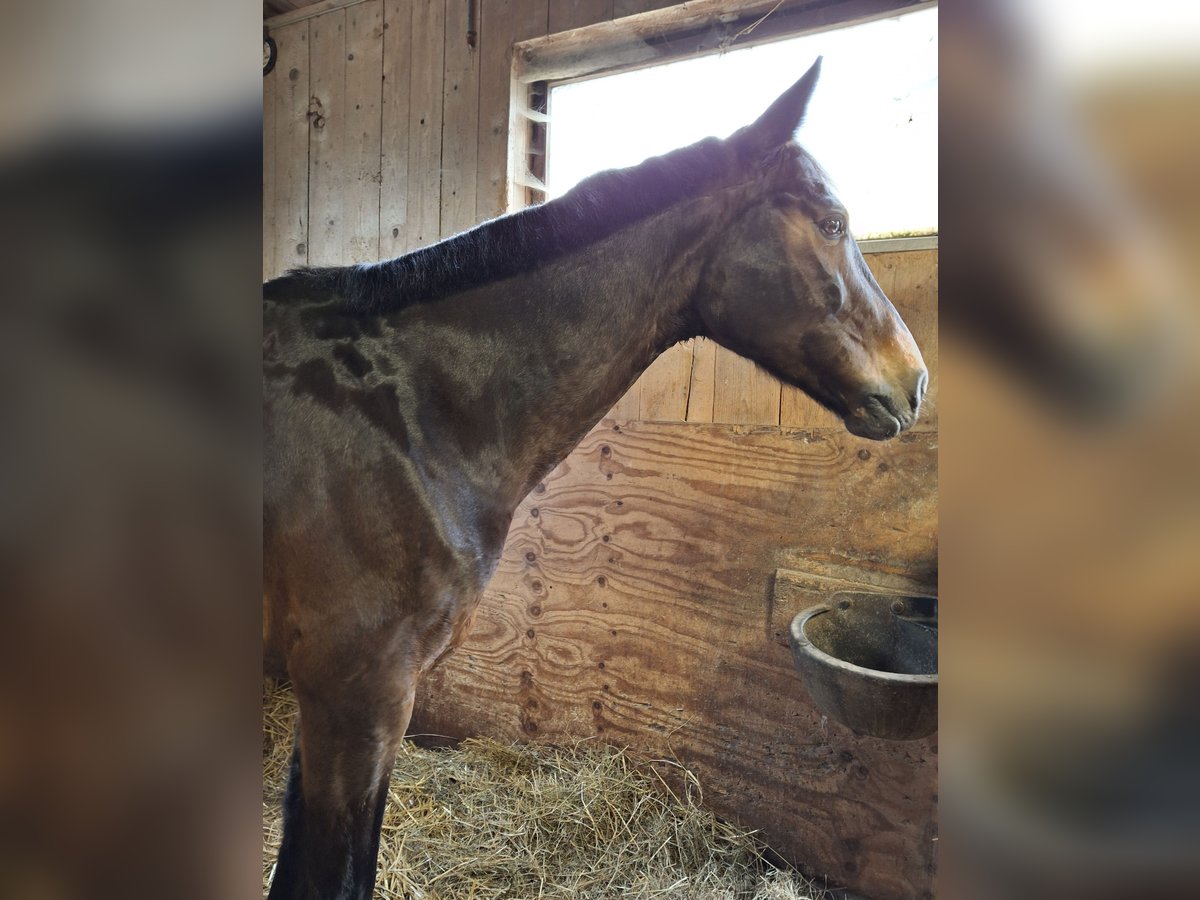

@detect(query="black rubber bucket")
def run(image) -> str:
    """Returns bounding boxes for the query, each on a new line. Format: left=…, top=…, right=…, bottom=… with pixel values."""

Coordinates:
left=789, top=591, right=937, bottom=741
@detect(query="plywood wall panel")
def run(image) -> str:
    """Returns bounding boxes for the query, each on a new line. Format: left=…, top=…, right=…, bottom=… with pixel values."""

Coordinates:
left=380, top=0, right=413, bottom=257
left=412, top=419, right=938, bottom=900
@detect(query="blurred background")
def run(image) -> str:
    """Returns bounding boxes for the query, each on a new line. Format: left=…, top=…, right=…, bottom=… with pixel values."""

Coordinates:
left=941, top=1, right=1199, bottom=898
left=0, top=1, right=262, bottom=898
left=0, top=0, right=1196, bottom=897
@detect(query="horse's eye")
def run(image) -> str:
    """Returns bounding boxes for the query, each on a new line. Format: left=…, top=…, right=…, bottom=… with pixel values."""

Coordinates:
left=820, top=216, right=845, bottom=237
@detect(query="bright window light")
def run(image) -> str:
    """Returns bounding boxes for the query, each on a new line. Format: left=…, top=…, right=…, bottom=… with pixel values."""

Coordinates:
left=546, top=5, right=937, bottom=239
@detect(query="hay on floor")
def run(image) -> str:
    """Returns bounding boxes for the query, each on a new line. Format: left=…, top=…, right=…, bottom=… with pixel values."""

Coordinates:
left=263, top=679, right=825, bottom=899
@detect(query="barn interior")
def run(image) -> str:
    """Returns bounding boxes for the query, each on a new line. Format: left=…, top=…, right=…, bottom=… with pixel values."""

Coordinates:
left=262, top=2, right=939, bottom=898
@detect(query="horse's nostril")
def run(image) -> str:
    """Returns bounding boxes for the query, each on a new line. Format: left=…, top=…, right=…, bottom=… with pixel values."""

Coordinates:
left=868, top=393, right=900, bottom=420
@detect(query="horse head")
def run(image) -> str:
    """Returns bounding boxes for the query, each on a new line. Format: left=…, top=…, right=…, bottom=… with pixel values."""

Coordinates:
left=694, top=59, right=928, bottom=440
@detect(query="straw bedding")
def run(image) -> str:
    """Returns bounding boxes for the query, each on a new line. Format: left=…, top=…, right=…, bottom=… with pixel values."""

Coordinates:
left=263, top=679, right=824, bottom=899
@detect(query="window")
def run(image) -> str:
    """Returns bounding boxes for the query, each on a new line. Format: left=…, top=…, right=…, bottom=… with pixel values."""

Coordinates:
left=541, top=4, right=937, bottom=241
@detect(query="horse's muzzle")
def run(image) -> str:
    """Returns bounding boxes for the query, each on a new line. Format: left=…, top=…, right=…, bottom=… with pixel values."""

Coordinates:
left=845, top=371, right=926, bottom=440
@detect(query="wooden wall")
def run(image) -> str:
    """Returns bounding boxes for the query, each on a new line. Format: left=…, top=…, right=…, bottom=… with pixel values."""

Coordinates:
left=264, top=2, right=938, bottom=897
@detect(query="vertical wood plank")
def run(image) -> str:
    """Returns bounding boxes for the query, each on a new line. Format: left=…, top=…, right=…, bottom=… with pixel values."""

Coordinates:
left=263, top=44, right=277, bottom=280
left=267, top=21, right=311, bottom=279
left=476, top=0, right=549, bottom=222
left=685, top=337, right=717, bottom=423
left=380, top=0, right=412, bottom=258
left=712, top=347, right=781, bottom=425
left=440, top=0, right=482, bottom=236
left=344, top=0, right=384, bottom=262
left=779, top=384, right=841, bottom=427
left=549, top=0, right=612, bottom=33
left=308, top=11, right=347, bottom=265
left=608, top=384, right=641, bottom=422
left=638, top=341, right=693, bottom=421
left=409, top=0, right=447, bottom=249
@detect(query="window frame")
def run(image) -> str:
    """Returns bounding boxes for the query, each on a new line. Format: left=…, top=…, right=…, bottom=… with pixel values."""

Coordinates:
left=508, top=0, right=938, bottom=250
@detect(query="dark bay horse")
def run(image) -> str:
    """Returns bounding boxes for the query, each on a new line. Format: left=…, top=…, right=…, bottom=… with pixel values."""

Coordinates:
left=263, top=58, right=926, bottom=899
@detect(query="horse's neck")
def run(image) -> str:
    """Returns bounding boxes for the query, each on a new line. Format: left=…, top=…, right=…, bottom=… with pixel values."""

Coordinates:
left=436, top=198, right=722, bottom=506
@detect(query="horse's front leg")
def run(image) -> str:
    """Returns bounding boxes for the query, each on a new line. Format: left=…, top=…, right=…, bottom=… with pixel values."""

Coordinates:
left=267, top=640, right=417, bottom=900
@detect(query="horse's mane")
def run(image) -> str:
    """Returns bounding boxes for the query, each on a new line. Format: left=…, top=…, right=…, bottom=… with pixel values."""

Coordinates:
left=276, top=135, right=739, bottom=315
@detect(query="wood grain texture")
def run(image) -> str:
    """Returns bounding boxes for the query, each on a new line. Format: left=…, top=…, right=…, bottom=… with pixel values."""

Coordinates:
left=517, top=0, right=915, bottom=84
left=412, top=420, right=938, bottom=900
left=712, top=346, right=781, bottom=425
left=550, top=0, right=613, bottom=33
left=638, top=341, right=693, bottom=421
left=780, top=384, right=842, bottom=428
left=266, top=0, right=368, bottom=27
left=613, top=0, right=677, bottom=18
left=344, top=0, right=384, bottom=261
left=307, top=11, right=347, bottom=264
left=307, top=3, right=382, bottom=266
left=685, top=336, right=717, bottom=423
left=475, top=0, right=549, bottom=222
left=265, top=21, right=311, bottom=279
left=379, top=0, right=412, bottom=256
left=440, top=0, right=482, bottom=237
left=607, top=382, right=641, bottom=422
left=408, top=0, right=446, bottom=249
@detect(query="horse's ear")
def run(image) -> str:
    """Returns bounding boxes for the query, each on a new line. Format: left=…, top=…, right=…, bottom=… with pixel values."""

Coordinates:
left=744, top=57, right=822, bottom=152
